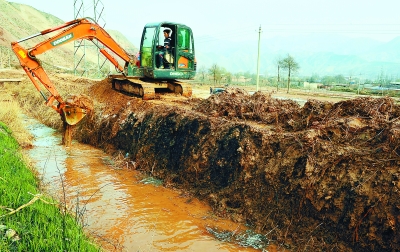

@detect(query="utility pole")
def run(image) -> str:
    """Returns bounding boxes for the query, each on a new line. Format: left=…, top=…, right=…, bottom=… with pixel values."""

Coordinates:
left=256, top=25, right=261, bottom=92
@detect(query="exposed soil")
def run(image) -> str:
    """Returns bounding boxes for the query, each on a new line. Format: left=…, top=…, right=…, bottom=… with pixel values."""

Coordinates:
left=3, top=69, right=400, bottom=251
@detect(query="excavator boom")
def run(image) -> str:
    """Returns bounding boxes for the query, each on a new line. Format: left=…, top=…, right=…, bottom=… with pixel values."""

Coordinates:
left=11, top=18, right=134, bottom=125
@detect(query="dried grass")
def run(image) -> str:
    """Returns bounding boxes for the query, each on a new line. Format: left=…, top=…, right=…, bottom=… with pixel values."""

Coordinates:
left=3, top=73, right=93, bottom=130
left=0, top=70, right=98, bottom=150
left=0, top=92, right=32, bottom=147
left=4, top=82, right=62, bottom=129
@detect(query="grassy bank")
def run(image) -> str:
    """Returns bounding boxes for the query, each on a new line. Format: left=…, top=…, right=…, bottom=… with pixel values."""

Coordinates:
left=0, top=122, right=100, bottom=251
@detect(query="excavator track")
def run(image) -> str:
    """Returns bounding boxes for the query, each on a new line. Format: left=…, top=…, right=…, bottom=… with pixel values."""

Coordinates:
left=111, top=76, right=192, bottom=100
left=169, top=80, right=193, bottom=98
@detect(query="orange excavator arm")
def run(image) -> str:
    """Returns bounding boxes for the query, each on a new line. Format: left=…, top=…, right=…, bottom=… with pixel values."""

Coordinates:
left=11, top=18, right=133, bottom=124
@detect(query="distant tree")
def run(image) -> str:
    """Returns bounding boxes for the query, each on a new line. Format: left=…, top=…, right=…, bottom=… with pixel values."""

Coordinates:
left=309, top=73, right=320, bottom=83
left=280, top=54, right=300, bottom=93
left=364, top=78, right=373, bottom=84
left=335, top=74, right=346, bottom=84
left=225, top=72, right=232, bottom=85
left=218, top=67, right=228, bottom=85
left=208, top=64, right=221, bottom=86
left=275, top=57, right=284, bottom=91
left=197, top=66, right=207, bottom=84
left=377, top=69, right=390, bottom=86
left=234, top=72, right=242, bottom=83
left=321, top=75, right=336, bottom=86
left=242, top=71, right=252, bottom=85
left=243, top=71, right=252, bottom=78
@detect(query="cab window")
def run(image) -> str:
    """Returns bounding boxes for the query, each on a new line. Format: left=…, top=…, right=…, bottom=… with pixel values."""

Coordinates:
left=140, top=27, right=156, bottom=67
left=178, top=28, right=193, bottom=52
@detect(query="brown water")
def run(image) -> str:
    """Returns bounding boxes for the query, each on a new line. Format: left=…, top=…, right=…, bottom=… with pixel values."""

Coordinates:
left=25, top=118, right=278, bottom=251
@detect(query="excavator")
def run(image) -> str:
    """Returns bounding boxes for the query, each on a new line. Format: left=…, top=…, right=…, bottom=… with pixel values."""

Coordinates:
left=11, top=17, right=196, bottom=126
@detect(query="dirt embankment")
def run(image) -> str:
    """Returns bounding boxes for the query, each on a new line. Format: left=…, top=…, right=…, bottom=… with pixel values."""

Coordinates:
left=68, top=80, right=400, bottom=251
left=3, top=68, right=399, bottom=251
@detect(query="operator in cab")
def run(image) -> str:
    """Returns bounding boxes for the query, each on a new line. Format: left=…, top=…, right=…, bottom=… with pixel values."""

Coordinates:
left=157, top=29, right=172, bottom=69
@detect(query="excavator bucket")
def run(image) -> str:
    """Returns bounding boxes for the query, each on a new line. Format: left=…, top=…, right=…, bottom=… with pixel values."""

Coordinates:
left=62, top=106, right=87, bottom=125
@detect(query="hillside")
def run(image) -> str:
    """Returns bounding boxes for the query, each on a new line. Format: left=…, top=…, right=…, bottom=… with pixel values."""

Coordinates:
left=196, top=33, right=400, bottom=79
left=0, top=0, right=136, bottom=75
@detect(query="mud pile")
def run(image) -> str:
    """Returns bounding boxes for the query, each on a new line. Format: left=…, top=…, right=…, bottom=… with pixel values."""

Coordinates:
left=66, top=84, right=400, bottom=251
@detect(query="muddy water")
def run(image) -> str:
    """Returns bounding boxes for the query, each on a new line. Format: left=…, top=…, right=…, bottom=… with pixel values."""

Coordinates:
left=24, top=117, right=276, bottom=252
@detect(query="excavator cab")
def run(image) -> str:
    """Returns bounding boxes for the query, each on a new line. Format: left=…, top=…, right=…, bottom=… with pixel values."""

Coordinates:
left=135, top=22, right=196, bottom=80
left=111, top=21, right=196, bottom=99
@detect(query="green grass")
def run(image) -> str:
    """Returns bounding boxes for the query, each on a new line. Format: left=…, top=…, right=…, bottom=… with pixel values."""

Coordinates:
left=0, top=122, right=100, bottom=252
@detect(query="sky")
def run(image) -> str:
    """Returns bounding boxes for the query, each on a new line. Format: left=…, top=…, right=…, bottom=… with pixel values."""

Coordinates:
left=8, top=0, right=400, bottom=47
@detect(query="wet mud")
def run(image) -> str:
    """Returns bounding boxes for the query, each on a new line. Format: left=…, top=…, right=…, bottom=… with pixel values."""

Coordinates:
left=70, top=82, right=400, bottom=251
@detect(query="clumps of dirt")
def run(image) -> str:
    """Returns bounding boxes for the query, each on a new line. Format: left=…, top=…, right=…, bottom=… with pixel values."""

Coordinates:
left=88, top=78, right=152, bottom=115
left=302, top=96, right=400, bottom=128
left=64, top=94, right=94, bottom=112
left=73, top=79, right=154, bottom=151
left=299, top=96, right=400, bottom=151
left=194, top=88, right=301, bottom=128
left=72, top=85, right=400, bottom=251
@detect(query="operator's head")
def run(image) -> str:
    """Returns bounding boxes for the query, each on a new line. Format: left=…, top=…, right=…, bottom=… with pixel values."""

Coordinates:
left=163, top=29, right=171, bottom=37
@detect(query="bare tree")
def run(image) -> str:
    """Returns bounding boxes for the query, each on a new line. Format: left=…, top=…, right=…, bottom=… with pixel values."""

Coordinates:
left=217, top=67, right=227, bottom=85
left=280, top=54, right=299, bottom=93
left=275, top=57, right=284, bottom=91
left=225, top=72, right=232, bottom=86
left=209, top=64, right=222, bottom=86
left=235, top=72, right=241, bottom=84
left=197, top=66, right=207, bottom=85
left=277, top=59, right=283, bottom=91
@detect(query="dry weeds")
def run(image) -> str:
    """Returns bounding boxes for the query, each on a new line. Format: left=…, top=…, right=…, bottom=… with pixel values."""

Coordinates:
left=0, top=91, right=32, bottom=147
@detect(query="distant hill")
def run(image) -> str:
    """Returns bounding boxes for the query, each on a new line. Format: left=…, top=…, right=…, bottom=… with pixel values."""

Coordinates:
left=0, top=0, right=136, bottom=76
left=196, top=33, right=400, bottom=79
